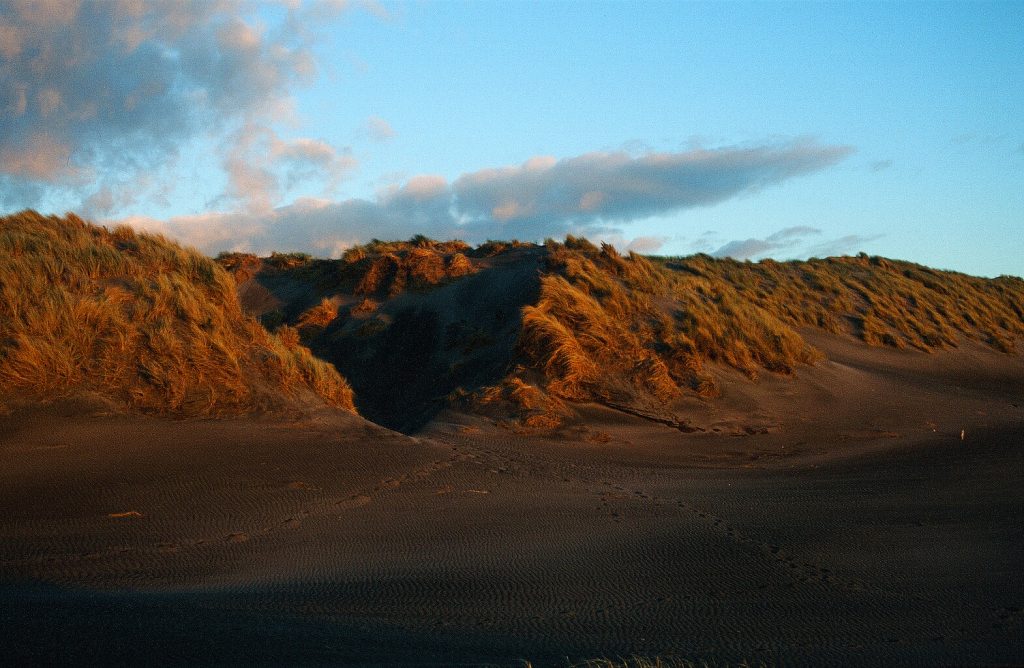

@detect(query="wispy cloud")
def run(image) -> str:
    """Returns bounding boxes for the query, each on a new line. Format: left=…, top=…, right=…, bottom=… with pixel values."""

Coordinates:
left=713, top=226, right=822, bottom=260
left=364, top=116, right=396, bottom=142
left=712, top=226, right=880, bottom=261
left=215, top=122, right=356, bottom=214
left=870, top=159, right=893, bottom=172
left=121, top=141, right=852, bottom=256
left=805, top=234, right=883, bottom=258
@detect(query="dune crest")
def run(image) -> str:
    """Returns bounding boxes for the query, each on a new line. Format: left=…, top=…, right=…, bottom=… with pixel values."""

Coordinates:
left=219, top=234, right=1024, bottom=432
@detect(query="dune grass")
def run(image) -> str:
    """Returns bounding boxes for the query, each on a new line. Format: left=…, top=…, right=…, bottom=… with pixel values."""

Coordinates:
left=493, top=238, right=1024, bottom=429
left=661, top=253, right=1024, bottom=353
left=218, top=235, right=479, bottom=301
left=513, top=238, right=819, bottom=414
left=215, top=233, right=1023, bottom=433
left=0, top=211, right=354, bottom=415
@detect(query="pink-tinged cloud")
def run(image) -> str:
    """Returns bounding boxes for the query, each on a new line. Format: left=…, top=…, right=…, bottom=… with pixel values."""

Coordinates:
left=0, top=0, right=351, bottom=212
left=0, top=132, right=72, bottom=180
left=112, top=140, right=853, bottom=257
left=713, top=226, right=881, bottom=261
left=365, top=116, right=396, bottom=141
left=218, top=122, right=356, bottom=213
left=452, top=140, right=853, bottom=230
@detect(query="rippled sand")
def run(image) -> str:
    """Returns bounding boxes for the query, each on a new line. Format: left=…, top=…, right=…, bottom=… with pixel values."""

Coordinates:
left=2, top=336, right=1023, bottom=666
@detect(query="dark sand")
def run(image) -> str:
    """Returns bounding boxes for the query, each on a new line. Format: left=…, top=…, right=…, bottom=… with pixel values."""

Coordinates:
left=2, top=335, right=1023, bottom=666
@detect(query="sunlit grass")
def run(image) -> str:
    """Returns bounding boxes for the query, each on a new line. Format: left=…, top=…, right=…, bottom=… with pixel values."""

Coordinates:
left=494, top=238, right=1024, bottom=429
left=0, top=211, right=354, bottom=415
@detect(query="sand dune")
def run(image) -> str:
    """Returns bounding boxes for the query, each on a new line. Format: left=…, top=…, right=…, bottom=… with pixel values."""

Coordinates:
left=2, top=217, right=1022, bottom=664
left=2, top=333, right=1022, bottom=665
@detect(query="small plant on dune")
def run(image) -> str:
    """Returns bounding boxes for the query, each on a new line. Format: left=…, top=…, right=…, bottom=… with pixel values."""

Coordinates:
left=350, top=297, right=378, bottom=315
left=265, top=251, right=313, bottom=269
left=297, top=297, right=339, bottom=329
left=214, top=251, right=262, bottom=283
left=471, top=374, right=573, bottom=431
left=0, top=211, right=355, bottom=415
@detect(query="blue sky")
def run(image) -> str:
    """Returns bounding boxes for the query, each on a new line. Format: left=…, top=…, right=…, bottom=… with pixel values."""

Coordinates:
left=1, top=0, right=1021, bottom=276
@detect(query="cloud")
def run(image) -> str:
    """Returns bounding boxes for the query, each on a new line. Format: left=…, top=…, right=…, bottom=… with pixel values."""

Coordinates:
left=713, top=226, right=822, bottom=260
left=805, top=234, right=883, bottom=258
left=714, top=228, right=883, bottom=261
left=364, top=116, right=396, bottom=142
left=452, top=140, right=853, bottom=236
left=870, top=159, right=893, bottom=172
left=217, top=122, right=356, bottom=213
left=116, top=140, right=852, bottom=257
left=0, top=0, right=349, bottom=212
left=624, top=235, right=669, bottom=254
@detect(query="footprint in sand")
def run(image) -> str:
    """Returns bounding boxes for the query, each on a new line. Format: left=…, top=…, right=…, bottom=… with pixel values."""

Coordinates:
left=335, top=494, right=372, bottom=510
left=225, top=532, right=249, bottom=543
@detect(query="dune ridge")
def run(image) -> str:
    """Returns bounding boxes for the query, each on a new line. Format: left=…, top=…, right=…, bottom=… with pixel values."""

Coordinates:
left=219, top=233, right=1024, bottom=431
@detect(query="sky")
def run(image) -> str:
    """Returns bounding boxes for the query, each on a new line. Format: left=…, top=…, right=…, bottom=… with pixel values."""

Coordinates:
left=1, top=0, right=1022, bottom=277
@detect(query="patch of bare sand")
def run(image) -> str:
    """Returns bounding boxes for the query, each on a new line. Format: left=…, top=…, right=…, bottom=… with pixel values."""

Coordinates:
left=1, top=334, right=1022, bottom=665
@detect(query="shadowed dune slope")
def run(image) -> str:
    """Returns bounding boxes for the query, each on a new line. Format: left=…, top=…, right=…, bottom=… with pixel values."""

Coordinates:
left=221, top=236, right=1024, bottom=432
left=0, top=211, right=354, bottom=416
left=219, top=238, right=543, bottom=432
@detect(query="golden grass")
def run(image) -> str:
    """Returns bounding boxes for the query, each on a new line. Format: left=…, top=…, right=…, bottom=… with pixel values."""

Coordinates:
left=0, top=211, right=354, bottom=415
left=471, top=238, right=537, bottom=257
left=214, top=233, right=1022, bottom=433
left=513, top=240, right=819, bottom=418
left=350, top=244, right=477, bottom=297
left=297, top=297, right=339, bottom=329
left=497, top=239, right=1024, bottom=429
left=662, top=253, right=1024, bottom=353
left=472, top=373, right=572, bottom=431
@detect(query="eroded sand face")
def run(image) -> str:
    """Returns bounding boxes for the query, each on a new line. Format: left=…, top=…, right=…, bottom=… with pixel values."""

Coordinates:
left=1, top=337, right=1023, bottom=666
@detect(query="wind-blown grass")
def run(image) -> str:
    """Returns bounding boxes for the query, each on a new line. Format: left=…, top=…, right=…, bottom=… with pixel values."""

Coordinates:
left=663, top=253, right=1024, bottom=353
left=0, top=211, right=354, bottom=415
left=216, top=232, right=1023, bottom=433
left=500, top=238, right=1023, bottom=429
left=514, top=238, right=819, bottom=413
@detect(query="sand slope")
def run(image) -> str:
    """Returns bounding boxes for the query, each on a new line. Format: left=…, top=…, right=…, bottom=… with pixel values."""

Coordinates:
left=1, top=333, right=1023, bottom=665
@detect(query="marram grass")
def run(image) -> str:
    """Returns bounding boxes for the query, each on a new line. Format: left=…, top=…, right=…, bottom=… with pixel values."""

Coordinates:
left=0, top=211, right=354, bottom=415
